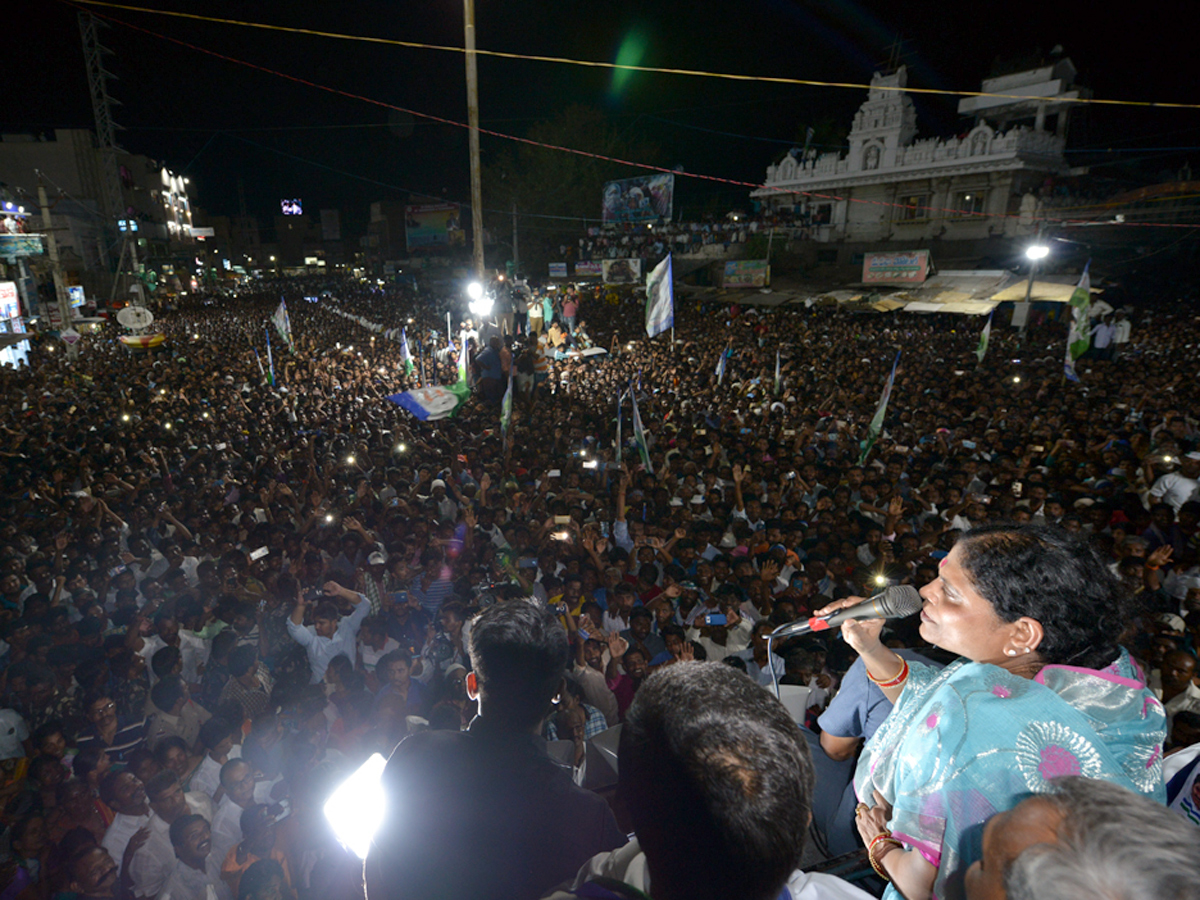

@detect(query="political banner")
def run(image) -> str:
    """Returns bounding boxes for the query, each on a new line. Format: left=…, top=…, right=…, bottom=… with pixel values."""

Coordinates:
left=722, top=260, right=770, bottom=288
left=574, top=261, right=603, bottom=277
left=1064, top=264, right=1092, bottom=383
left=601, top=259, right=642, bottom=285
left=602, top=174, right=674, bottom=225
left=862, top=250, right=930, bottom=285
left=405, top=204, right=465, bottom=250
left=387, top=383, right=470, bottom=421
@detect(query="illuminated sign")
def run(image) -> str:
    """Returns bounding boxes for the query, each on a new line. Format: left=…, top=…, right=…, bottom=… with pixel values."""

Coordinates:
left=0, top=281, right=19, bottom=320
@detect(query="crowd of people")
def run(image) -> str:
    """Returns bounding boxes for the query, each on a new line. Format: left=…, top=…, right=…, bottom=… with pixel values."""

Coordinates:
left=560, top=208, right=815, bottom=268
left=1, top=269, right=1199, bottom=900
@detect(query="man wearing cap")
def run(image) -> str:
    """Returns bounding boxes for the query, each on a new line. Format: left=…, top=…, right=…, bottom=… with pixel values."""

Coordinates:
left=356, top=550, right=391, bottom=616
left=427, top=479, right=459, bottom=523
left=1149, top=452, right=1200, bottom=513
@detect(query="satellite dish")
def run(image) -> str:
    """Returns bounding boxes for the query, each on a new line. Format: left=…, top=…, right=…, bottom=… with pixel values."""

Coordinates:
left=117, top=306, right=155, bottom=332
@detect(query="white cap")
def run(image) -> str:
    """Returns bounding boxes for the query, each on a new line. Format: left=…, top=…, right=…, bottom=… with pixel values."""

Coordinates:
left=430, top=479, right=446, bottom=490
left=368, top=551, right=388, bottom=566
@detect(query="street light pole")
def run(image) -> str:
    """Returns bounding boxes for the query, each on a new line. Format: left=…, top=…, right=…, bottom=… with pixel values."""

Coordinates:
left=463, top=0, right=485, bottom=280
left=1020, top=227, right=1048, bottom=335
left=37, top=176, right=79, bottom=361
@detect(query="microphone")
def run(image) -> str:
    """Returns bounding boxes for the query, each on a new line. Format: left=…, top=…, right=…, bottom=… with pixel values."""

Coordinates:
left=769, top=585, right=923, bottom=640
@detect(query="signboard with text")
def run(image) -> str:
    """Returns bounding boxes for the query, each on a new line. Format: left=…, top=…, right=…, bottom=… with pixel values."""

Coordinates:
left=862, top=250, right=930, bottom=285
left=722, top=260, right=770, bottom=288
left=405, top=204, right=465, bottom=250
left=548, top=263, right=568, bottom=278
left=0, top=282, right=20, bottom=321
left=574, top=261, right=603, bottom=277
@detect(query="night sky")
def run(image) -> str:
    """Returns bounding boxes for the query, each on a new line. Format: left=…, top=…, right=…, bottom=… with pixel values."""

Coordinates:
left=11, top=1, right=1198, bottom=236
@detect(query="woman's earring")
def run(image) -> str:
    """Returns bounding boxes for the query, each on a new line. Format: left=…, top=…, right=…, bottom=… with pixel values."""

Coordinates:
left=1005, top=649, right=1017, bottom=657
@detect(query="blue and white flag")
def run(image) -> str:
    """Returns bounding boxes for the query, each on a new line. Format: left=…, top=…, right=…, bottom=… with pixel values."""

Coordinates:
left=774, top=346, right=782, bottom=395
left=716, top=348, right=729, bottom=384
left=271, top=299, right=295, bottom=354
left=387, top=383, right=470, bottom=421
left=645, top=254, right=674, bottom=337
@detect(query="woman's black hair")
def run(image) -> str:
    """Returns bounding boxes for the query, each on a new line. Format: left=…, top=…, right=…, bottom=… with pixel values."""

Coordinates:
left=956, top=523, right=1131, bottom=670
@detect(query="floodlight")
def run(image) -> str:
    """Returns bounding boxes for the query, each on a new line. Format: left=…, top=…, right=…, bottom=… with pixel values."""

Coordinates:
left=323, top=752, right=387, bottom=860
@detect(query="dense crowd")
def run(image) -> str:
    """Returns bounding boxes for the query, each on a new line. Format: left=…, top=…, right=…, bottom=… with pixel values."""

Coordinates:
left=1, top=271, right=1199, bottom=900
left=565, top=208, right=813, bottom=266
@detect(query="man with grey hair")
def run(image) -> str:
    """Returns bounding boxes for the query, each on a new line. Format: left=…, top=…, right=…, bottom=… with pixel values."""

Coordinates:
left=964, top=776, right=1200, bottom=900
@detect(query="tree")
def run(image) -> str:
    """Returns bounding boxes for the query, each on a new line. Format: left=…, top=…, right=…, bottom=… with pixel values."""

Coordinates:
left=483, top=105, right=662, bottom=273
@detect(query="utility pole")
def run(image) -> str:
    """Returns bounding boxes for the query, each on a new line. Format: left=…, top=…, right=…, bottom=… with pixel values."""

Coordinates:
left=79, top=11, right=139, bottom=304
left=512, top=202, right=519, bottom=272
left=37, top=177, right=79, bottom=360
left=463, top=0, right=485, bottom=279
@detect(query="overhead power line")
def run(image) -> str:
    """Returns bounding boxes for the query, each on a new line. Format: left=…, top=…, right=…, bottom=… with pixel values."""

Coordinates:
left=71, top=0, right=1200, bottom=112
left=82, top=6, right=1200, bottom=230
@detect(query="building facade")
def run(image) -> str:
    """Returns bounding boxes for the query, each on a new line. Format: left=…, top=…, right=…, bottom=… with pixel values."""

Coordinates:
left=751, top=60, right=1087, bottom=246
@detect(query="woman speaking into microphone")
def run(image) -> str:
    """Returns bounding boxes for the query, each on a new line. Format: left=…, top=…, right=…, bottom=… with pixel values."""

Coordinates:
left=814, top=524, right=1165, bottom=900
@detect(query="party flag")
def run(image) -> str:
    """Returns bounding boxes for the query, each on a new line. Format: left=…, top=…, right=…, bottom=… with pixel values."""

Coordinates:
left=858, top=351, right=900, bottom=465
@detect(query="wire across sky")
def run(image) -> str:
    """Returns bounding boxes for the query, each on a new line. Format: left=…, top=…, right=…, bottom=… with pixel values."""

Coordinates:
left=69, top=1, right=1200, bottom=230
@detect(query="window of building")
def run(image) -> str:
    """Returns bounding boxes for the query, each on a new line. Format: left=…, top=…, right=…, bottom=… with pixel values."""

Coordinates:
left=811, top=204, right=833, bottom=225
left=952, top=191, right=987, bottom=217
left=897, top=194, right=929, bottom=222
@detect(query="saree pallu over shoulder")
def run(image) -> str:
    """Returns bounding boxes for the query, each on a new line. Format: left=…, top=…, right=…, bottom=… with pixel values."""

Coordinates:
left=854, top=650, right=1165, bottom=899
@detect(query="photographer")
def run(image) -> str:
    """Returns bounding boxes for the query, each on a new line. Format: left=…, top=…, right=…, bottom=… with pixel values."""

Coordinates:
left=286, top=580, right=369, bottom=684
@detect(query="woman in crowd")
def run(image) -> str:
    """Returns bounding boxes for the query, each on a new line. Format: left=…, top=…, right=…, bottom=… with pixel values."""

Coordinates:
left=820, top=524, right=1166, bottom=900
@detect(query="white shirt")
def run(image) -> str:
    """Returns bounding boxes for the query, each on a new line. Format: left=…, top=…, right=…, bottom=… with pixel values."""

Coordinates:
left=210, top=795, right=250, bottom=868
left=102, top=810, right=152, bottom=877
left=730, top=648, right=786, bottom=687
left=1149, top=472, right=1199, bottom=513
left=159, top=853, right=233, bottom=900
left=190, top=745, right=242, bottom=801
left=128, top=793, right=214, bottom=899
left=140, top=631, right=210, bottom=686
left=359, top=636, right=400, bottom=673
left=548, top=839, right=874, bottom=900
left=286, top=593, right=371, bottom=683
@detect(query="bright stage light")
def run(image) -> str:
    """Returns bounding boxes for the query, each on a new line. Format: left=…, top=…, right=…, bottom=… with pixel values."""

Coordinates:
left=323, top=752, right=387, bottom=860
